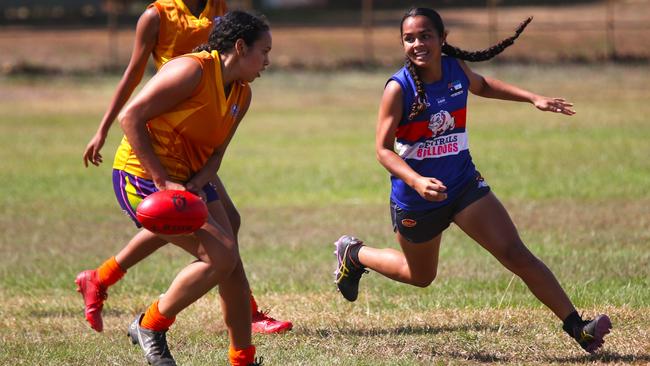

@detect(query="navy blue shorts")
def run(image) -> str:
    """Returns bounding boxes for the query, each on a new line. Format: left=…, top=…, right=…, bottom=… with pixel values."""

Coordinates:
left=390, top=173, right=490, bottom=243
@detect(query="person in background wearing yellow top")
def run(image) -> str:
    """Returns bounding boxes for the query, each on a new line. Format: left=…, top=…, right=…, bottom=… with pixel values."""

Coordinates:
left=111, top=11, right=269, bottom=366
left=77, top=0, right=292, bottom=335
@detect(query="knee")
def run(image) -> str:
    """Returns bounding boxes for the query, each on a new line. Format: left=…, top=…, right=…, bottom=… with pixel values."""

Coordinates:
left=410, top=272, right=437, bottom=288
left=202, top=251, right=240, bottom=283
left=222, top=260, right=249, bottom=288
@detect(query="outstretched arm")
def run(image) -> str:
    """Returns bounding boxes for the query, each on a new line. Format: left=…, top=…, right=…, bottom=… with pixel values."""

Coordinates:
left=83, top=7, right=160, bottom=167
left=458, top=59, right=575, bottom=116
left=376, top=81, right=447, bottom=202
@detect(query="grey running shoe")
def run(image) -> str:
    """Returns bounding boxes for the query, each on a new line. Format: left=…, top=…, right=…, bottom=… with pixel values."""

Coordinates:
left=571, top=314, right=612, bottom=353
left=333, top=235, right=367, bottom=302
left=128, top=313, right=176, bottom=366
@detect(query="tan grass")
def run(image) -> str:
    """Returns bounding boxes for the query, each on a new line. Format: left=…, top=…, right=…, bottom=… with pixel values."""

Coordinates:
left=1, top=291, right=648, bottom=365
left=1, top=2, right=649, bottom=74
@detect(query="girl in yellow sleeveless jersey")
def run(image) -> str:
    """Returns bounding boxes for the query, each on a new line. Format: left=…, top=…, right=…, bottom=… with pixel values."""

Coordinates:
left=83, top=0, right=225, bottom=165
left=94, top=11, right=269, bottom=366
left=78, top=0, right=291, bottom=336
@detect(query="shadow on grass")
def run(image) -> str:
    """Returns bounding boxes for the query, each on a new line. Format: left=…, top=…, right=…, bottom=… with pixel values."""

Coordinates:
left=438, top=350, right=508, bottom=363
left=27, top=307, right=127, bottom=318
left=302, top=325, right=510, bottom=362
left=547, top=351, right=650, bottom=363
left=303, top=325, right=509, bottom=362
left=303, top=323, right=500, bottom=337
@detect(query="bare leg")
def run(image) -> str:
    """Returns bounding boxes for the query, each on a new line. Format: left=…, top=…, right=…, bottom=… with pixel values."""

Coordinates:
left=156, top=201, right=251, bottom=349
left=218, top=259, right=252, bottom=348
left=358, top=234, right=442, bottom=288
left=211, top=175, right=241, bottom=237
left=209, top=198, right=252, bottom=347
left=115, top=230, right=166, bottom=270
left=212, top=175, right=292, bottom=334
left=453, top=192, right=576, bottom=320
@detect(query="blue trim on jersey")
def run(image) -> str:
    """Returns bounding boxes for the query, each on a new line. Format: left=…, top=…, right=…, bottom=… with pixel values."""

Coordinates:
left=387, top=56, right=478, bottom=211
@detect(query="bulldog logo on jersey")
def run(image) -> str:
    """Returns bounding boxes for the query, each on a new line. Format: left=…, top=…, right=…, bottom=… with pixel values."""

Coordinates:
left=428, top=110, right=455, bottom=137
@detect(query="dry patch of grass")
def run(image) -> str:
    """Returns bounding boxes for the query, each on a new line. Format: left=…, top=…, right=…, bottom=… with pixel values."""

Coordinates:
left=1, top=291, right=647, bottom=365
left=4, top=199, right=647, bottom=364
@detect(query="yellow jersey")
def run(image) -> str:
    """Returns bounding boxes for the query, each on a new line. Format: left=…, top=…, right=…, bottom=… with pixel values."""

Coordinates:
left=113, top=50, right=251, bottom=182
left=150, top=0, right=227, bottom=70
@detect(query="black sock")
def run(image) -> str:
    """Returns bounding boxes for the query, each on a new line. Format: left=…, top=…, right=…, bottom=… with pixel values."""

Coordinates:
left=348, top=243, right=365, bottom=269
left=562, top=310, right=583, bottom=337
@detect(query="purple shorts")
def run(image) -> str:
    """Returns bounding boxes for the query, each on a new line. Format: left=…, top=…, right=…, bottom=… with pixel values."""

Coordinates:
left=112, top=169, right=218, bottom=228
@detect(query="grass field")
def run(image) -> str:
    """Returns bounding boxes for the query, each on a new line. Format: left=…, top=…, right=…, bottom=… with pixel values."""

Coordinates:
left=0, top=64, right=649, bottom=365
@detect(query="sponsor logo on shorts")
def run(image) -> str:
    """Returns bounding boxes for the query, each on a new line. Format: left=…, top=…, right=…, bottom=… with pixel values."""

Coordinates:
left=401, top=218, right=417, bottom=228
left=476, top=173, right=489, bottom=188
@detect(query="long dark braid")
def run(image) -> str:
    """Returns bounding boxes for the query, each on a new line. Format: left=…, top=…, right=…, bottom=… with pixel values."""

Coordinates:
left=401, top=8, right=532, bottom=120
left=443, top=17, right=532, bottom=62
left=406, top=58, right=428, bottom=120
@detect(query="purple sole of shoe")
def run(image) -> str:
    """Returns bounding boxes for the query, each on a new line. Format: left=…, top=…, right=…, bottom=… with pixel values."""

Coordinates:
left=585, top=315, right=612, bottom=353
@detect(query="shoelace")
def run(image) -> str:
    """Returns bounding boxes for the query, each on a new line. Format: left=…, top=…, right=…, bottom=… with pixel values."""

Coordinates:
left=574, top=315, right=595, bottom=343
left=97, top=288, right=108, bottom=301
left=254, top=309, right=276, bottom=321
left=579, top=329, right=595, bottom=342
left=335, top=243, right=355, bottom=284
left=335, top=262, right=350, bottom=284
left=335, top=247, right=367, bottom=284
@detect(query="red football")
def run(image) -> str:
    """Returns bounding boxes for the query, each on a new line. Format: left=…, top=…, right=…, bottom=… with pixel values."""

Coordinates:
left=136, top=190, right=208, bottom=235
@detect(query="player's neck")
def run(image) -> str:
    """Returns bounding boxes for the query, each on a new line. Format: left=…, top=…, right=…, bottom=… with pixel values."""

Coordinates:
left=220, top=53, right=236, bottom=93
left=418, top=63, right=443, bottom=84
left=183, top=0, right=207, bottom=17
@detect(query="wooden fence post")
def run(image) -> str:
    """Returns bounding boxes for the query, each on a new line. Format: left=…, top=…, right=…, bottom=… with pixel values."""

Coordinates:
left=362, top=0, right=374, bottom=63
left=487, top=0, right=498, bottom=47
left=606, top=0, right=616, bottom=60
left=107, top=0, right=118, bottom=71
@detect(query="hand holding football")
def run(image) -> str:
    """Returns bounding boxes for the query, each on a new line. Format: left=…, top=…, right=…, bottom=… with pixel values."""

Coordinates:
left=136, top=190, right=208, bottom=235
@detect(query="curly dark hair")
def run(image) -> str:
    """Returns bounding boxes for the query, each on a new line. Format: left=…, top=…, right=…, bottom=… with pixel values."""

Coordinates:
left=401, top=8, right=532, bottom=120
left=194, top=10, right=270, bottom=53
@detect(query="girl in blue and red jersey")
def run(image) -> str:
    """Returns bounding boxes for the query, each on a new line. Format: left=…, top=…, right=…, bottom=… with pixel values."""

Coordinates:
left=333, top=7, right=611, bottom=354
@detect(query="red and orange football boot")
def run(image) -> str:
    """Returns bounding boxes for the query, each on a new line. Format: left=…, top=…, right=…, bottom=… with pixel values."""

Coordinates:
left=251, top=310, right=292, bottom=334
left=74, top=270, right=107, bottom=332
